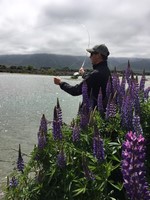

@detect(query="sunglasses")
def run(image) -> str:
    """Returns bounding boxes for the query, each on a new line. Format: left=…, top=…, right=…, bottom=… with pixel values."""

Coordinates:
left=90, top=52, right=99, bottom=56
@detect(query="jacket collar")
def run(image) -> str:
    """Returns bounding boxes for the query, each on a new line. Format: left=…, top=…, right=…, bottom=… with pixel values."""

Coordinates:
left=93, top=61, right=107, bottom=69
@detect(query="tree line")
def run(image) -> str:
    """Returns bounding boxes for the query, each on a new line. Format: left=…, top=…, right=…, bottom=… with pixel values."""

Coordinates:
left=0, top=64, right=83, bottom=76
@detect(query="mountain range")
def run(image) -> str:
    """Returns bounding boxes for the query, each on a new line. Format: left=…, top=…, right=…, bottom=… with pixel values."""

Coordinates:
left=0, top=53, right=150, bottom=73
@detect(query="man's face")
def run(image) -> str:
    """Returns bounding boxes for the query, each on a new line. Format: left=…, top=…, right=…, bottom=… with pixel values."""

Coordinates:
left=89, top=52, right=103, bottom=65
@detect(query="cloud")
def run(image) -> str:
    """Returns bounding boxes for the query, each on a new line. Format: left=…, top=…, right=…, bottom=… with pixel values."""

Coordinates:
left=0, top=0, right=150, bottom=58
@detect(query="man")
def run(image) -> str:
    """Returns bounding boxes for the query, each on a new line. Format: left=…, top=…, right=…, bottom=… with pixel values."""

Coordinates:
left=54, top=44, right=111, bottom=109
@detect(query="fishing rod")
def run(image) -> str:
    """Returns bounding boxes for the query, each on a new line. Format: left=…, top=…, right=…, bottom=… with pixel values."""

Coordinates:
left=72, top=22, right=91, bottom=76
left=80, top=23, right=91, bottom=67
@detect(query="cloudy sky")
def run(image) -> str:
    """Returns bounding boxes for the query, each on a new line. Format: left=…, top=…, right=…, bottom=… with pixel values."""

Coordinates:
left=0, top=0, right=150, bottom=58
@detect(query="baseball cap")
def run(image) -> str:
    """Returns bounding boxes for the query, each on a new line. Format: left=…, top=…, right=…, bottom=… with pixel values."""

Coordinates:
left=86, top=44, right=110, bottom=56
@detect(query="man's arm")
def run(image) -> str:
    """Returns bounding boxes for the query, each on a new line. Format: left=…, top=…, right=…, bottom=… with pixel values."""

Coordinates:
left=54, top=77, right=82, bottom=96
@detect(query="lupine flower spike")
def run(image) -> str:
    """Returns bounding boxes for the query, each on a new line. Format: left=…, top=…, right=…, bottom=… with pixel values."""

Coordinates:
left=39, top=114, right=47, bottom=136
left=132, top=114, right=143, bottom=135
left=93, top=126, right=105, bottom=162
left=119, top=72, right=126, bottom=108
left=112, top=67, right=120, bottom=95
left=139, top=69, right=146, bottom=93
left=130, top=78, right=140, bottom=115
left=82, top=155, right=95, bottom=180
left=106, top=76, right=113, bottom=100
left=37, top=114, right=47, bottom=149
left=9, top=176, right=18, bottom=188
left=72, top=121, right=80, bottom=142
left=80, top=103, right=89, bottom=129
left=125, top=60, right=132, bottom=84
left=52, top=106, right=63, bottom=140
left=82, top=81, right=90, bottom=112
left=105, top=93, right=117, bottom=120
left=79, top=81, right=91, bottom=128
left=17, top=144, right=24, bottom=172
left=121, top=92, right=133, bottom=130
left=57, top=148, right=66, bottom=169
left=121, top=131, right=150, bottom=199
left=57, top=98, right=63, bottom=126
left=97, top=87, right=104, bottom=114
left=38, top=131, right=46, bottom=149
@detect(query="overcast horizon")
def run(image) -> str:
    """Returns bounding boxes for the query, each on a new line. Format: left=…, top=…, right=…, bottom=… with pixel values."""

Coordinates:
left=0, top=0, right=150, bottom=59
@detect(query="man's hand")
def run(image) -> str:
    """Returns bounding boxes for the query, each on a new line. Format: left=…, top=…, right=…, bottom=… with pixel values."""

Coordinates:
left=79, top=67, right=85, bottom=75
left=54, top=77, right=61, bottom=85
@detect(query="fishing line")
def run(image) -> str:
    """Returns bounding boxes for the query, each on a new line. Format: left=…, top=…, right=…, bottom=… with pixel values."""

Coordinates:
left=79, top=23, right=91, bottom=68
left=63, top=19, right=91, bottom=76
left=66, top=19, right=91, bottom=68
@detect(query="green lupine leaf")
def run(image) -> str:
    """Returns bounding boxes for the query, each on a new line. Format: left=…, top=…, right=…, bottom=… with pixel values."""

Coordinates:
left=73, top=187, right=86, bottom=196
left=111, top=155, right=120, bottom=162
left=108, top=180, right=123, bottom=191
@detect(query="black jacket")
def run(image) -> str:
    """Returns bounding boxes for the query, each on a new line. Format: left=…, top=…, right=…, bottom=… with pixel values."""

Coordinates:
left=59, top=61, right=111, bottom=109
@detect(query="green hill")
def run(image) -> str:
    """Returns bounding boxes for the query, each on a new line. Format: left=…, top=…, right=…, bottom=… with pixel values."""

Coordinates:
left=0, top=54, right=150, bottom=73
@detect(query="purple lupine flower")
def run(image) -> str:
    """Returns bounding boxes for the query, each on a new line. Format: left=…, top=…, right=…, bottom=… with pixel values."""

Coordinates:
left=9, top=176, right=18, bottom=188
left=57, top=98, right=63, bottom=126
left=125, top=60, right=132, bottom=84
left=121, top=131, right=150, bottom=200
left=37, top=114, right=47, bottom=149
left=82, top=156, right=95, bottom=180
left=97, top=87, right=104, bottom=114
left=132, top=115, right=143, bottom=135
left=53, top=120, right=62, bottom=140
left=105, top=96, right=117, bottom=120
left=38, top=131, right=46, bottom=149
left=131, top=79, right=140, bottom=115
left=112, top=68, right=120, bottom=94
left=72, top=123, right=80, bottom=142
left=105, top=96, right=111, bottom=119
left=57, top=149, right=66, bottom=169
left=144, top=86, right=150, bottom=100
left=106, top=76, right=113, bottom=99
left=52, top=106, right=63, bottom=140
left=111, top=70, right=121, bottom=107
left=93, top=126, right=105, bottom=162
left=80, top=103, right=89, bottom=129
left=119, top=72, right=126, bottom=108
left=130, top=78, right=140, bottom=115
left=139, top=70, right=146, bottom=93
left=17, top=144, right=24, bottom=172
left=39, top=114, right=47, bottom=136
left=77, top=102, right=82, bottom=116
left=82, top=81, right=90, bottom=112
left=120, top=72, right=126, bottom=96
left=79, top=81, right=91, bottom=128
left=121, top=93, right=133, bottom=130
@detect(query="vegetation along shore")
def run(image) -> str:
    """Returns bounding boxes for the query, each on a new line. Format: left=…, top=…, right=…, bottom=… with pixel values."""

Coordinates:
left=0, top=64, right=150, bottom=76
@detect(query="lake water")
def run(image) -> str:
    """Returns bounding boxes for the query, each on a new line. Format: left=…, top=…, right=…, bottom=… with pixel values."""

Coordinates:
left=0, top=73, right=82, bottom=190
left=0, top=73, right=150, bottom=194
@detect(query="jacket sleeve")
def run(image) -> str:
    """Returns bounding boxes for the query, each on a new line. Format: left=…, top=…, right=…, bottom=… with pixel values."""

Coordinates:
left=59, top=71, right=98, bottom=96
left=59, top=81, right=83, bottom=96
left=82, top=72, right=90, bottom=79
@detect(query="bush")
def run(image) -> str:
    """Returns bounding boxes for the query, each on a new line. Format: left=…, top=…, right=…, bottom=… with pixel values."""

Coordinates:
left=3, top=64, right=150, bottom=200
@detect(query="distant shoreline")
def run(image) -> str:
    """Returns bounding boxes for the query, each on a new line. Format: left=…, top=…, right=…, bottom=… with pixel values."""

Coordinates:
left=0, top=66, right=150, bottom=76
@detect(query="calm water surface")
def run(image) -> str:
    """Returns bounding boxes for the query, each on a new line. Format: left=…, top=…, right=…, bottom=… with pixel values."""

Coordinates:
left=0, top=73, right=150, bottom=191
left=0, top=73, right=82, bottom=186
